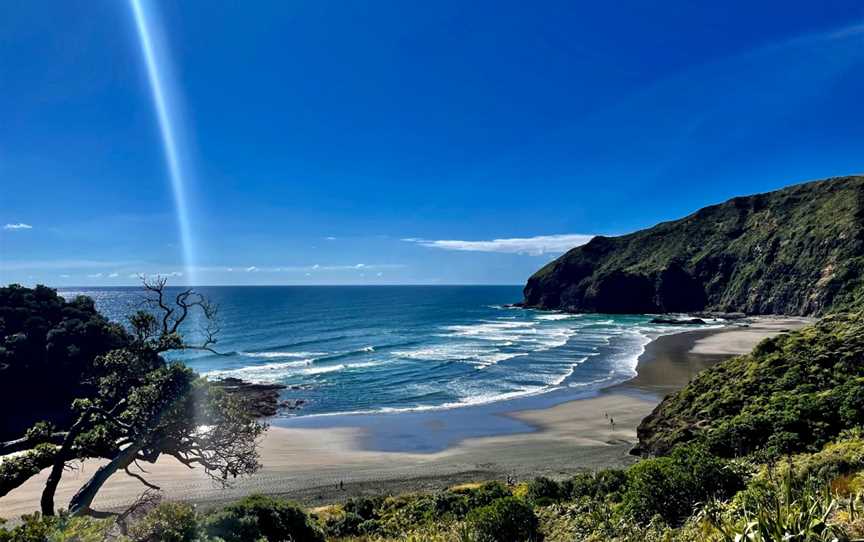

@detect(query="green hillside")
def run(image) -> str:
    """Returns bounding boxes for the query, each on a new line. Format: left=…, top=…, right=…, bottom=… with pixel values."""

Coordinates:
left=636, top=313, right=864, bottom=458
left=523, top=176, right=864, bottom=315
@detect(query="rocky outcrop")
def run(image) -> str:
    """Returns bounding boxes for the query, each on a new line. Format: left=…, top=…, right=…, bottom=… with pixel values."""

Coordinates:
left=211, top=377, right=292, bottom=417
left=648, top=317, right=706, bottom=325
left=523, top=176, right=864, bottom=316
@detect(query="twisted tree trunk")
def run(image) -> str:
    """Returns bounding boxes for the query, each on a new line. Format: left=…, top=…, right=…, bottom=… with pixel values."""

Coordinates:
left=69, top=440, right=146, bottom=516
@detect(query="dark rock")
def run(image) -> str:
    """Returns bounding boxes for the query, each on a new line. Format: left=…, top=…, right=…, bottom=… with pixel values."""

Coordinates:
left=690, top=311, right=748, bottom=320
left=279, top=399, right=306, bottom=410
left=210, top=378, right=289, bottom=417
left=649, top=317, right=706, bottom=325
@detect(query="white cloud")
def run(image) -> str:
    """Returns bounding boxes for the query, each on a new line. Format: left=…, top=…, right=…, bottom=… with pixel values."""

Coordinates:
left=108, top=272, right=119, bottom=278
left=325, top=236, right=337, bottom=241
left=355, top=263, right=365, bottom=269
left=403, top=234, right=595, bottom=256
left=87, top=273, right=103, bottom=278
left=3, top=223, right=32, bottom=230
left=245, top=266, right=258, bottom=272
left=59, top=274, right=71, bottom=278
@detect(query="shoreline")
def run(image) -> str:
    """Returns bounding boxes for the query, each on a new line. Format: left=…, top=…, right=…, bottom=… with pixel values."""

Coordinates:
left=0, top=316, right=811, bottom=518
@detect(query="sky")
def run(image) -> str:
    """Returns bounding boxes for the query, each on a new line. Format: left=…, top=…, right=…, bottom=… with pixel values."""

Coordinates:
left=2, top=0, right=863, bottom=286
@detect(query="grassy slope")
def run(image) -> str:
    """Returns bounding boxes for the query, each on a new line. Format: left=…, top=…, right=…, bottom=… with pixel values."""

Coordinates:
left=523, top=175, right=864, bottom=315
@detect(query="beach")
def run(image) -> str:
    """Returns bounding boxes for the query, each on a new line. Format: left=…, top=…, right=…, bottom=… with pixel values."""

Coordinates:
left=0, top=317, right=810, bottom=519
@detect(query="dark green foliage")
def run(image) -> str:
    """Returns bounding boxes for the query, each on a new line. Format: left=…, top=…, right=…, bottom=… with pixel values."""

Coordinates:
left=322, top=512, right=365, bottom=537
left=0, top=285, right=129, bottom=439
left=564, top=468, right=628, bottom=500
left=466, top=497, right=540, bottom=542
left=203, top=494, right=324, bottom=542
left=0, top=513, right=55, bottom=542
left=460, top=481, right=511, bottom=509
left=622, top=444, right=744, bottom=525
left=523, top=175, right=864, bottom=316
left=342, top=495, right=384, bottom=520
left=0, top=444, right=56, bottom=498
left=525, top=476, right=564, bottom=505
left=129, top=502, right=201, bottom=542
left=638, top=313, right=864, bottom=458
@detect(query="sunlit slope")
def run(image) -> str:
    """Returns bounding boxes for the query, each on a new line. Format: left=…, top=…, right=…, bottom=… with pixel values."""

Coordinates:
left=523, top=175, right=864, bottom=315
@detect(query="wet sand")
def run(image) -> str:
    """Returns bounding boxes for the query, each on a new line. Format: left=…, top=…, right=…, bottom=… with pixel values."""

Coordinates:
left=0, top=317, right=810, bottom=518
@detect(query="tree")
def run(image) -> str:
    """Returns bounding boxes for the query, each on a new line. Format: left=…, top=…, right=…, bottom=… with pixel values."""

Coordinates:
left=0, top=284, right=130, bottom=440
left=0, top=278, right=266, bottom=517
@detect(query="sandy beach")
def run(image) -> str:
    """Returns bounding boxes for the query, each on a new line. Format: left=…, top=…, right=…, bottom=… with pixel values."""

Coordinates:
left=0, top=317, right=811, bottom=519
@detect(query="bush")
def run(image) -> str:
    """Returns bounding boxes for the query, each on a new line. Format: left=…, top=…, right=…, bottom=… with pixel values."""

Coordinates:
left=563, top=469, right=628, bottom=501
left=459, top=481, right=511, bottom=509
left=203, top=494, right=324, bottom=542
left=623, top=444, right=744, bottom=525
left=129, top=502, right=200, bottom=542
left=466, top=497, right=540, bottom=542
left=322, top=511, right=365, bottom=537
left=343, top=495, right=384, bottom=520
left=525, top=477, right=564, bottom=505
left=0, top=513, right=111, bottom=542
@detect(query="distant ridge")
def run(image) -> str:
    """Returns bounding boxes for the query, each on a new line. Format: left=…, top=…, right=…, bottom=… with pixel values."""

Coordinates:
left=522, top=176, right=864, bottom=316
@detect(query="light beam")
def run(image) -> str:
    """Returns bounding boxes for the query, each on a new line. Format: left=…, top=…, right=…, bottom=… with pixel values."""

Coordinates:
left=129, top=0, right=197, bottom=284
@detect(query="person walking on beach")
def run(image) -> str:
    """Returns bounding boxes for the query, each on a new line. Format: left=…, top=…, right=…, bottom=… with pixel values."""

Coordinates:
left=610, top=417, right=615, bottom=431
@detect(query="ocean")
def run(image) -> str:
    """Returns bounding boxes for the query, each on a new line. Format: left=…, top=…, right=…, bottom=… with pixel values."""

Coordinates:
left=58, top=286, right=718, bottom=420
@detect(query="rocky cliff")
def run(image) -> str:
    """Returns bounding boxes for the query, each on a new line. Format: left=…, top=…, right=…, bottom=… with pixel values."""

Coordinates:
left=522, top=176, right=864, bottom=316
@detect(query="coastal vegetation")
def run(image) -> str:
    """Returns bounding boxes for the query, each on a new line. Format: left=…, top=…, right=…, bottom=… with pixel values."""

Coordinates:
left=0, top=281, right=264, bottom=517
left=2, top=434, right=863, bottom=540
left=636, top=312, right=864, bottom=458
left=3, top=248, right=864, bottom=539
left=522, top=175, right=864, bottom=316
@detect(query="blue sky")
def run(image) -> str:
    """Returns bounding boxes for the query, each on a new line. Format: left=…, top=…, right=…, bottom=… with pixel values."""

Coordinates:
left=2, top=1, right=863, bottom=286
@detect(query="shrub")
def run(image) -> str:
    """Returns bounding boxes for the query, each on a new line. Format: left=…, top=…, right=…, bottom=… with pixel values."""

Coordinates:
left=0, top=514, right=56, bottom=542
left=466, top=497, right=540, bottom=542
left=623, top=444, right=744, bottom=525
left=0, top=513, right=111, bottom=542
left=460, top=481, right=511, bottom=509
left=343, top=495, right=384, bottom=519
left=203, top=494, right=324, bottom=542
left=129, top=502, right=201, bottom=542
left=322, top=511, right=365, bottom=537
left=525, top=477, right=564, bottom=505
left=701, top=467, right=847, bottom=541
left=562, top=468, right=628, bottom=502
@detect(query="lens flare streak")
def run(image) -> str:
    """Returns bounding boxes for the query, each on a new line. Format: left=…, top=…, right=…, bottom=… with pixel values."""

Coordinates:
left=129, top=0, right=196, bottom=283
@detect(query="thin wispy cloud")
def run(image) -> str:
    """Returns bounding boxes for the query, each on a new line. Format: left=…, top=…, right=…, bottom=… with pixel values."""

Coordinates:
left=231, top=263, right=403, bottom=273
left=3, top=223, right=33, bottom=230
left=403, top=234, right=594, bottom=256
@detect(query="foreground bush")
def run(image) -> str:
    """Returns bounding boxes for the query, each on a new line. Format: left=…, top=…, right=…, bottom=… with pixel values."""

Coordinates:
left=466, top=497, right=540, bottom=542
left=129, top=502, right=200, bottom=542
left=203, top=494, right=325, bottom=542
left=623, top=444, right=744, bottom=525
left=0, top=513, right=111, bottom=542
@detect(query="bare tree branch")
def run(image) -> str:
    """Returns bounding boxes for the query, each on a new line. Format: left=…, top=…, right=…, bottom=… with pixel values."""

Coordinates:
left=123, top=466, right=161, bottom=490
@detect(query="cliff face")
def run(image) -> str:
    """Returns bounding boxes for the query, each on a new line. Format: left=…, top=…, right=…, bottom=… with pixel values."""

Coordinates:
left=523, top=176, right=864, bottom=316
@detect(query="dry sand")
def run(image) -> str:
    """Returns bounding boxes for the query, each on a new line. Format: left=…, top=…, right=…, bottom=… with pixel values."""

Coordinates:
left=0, top=317, right=811, bottom=518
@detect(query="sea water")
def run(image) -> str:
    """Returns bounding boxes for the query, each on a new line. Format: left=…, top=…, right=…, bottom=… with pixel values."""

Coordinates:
left=59, top=286, right=717, bottom=420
